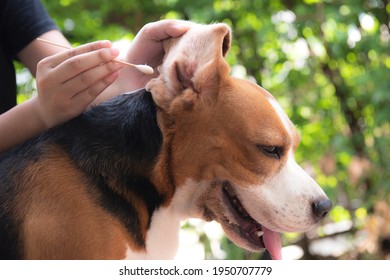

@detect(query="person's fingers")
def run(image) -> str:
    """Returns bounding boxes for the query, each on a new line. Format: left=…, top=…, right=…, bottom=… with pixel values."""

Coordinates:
left=45, top=40, right=113, bottom=68
left=137, top=20, right=191, bottom=41
left=125, top=20, right=191, bottom=68
left=71, top=70, right=121, bottom=108
left=61, top=60, right=123, bottom=99
left=51, top=47, right=120, bottom=83
left=165, top=21, right=192, bottom=38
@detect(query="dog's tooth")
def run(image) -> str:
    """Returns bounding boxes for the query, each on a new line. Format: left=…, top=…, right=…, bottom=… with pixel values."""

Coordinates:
left=256, top=231, right=264, bottom=237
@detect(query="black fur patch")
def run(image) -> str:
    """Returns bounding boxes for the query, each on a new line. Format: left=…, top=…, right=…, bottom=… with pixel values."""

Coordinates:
left=0, top=175, right=23, bottom=259
left=0, top=141, right=44, bottom=259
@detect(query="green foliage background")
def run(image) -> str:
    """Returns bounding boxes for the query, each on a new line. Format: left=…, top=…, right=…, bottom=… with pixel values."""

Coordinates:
left=18, top=0, right=390, bottom=259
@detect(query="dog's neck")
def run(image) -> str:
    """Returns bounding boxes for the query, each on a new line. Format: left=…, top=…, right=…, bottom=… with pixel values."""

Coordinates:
left=125, top=179, right=210, bottom=259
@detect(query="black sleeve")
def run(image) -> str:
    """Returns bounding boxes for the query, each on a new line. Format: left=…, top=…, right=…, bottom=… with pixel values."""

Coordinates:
left=0, top=0, right=58, bottom=59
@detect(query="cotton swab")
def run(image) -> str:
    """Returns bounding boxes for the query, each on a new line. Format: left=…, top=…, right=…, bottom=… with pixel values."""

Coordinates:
left=36, top=38, right=154, bottom=75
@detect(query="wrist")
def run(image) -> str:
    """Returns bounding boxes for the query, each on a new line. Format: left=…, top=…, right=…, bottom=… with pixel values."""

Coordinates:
left=27, top=96, right=51, bottom=131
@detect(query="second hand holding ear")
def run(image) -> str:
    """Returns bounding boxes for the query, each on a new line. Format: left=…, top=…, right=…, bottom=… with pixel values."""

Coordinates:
left=94, top=20, right=191, bottom=103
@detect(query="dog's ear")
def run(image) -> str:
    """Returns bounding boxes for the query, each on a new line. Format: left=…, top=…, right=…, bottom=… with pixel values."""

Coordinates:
left=146, top=23, right=231, bottom=114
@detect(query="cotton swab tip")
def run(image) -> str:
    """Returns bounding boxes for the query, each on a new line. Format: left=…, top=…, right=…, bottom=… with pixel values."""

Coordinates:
left=134, top=64, right=154, bottom=75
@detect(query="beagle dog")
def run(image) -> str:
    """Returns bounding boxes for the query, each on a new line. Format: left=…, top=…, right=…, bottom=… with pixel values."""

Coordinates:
left=0, top=22, right=331, bottom=260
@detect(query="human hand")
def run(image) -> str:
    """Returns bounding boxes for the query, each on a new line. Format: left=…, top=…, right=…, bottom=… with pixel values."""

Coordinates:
left=95, top=20, right=190, bottom=102
left=127, top=20, right=190, bottom=69
left=35, top=40, right=123, bottom=128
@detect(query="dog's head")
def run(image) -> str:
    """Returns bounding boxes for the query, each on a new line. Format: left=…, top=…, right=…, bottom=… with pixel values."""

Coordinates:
left=147, top=22, right=331, bottom=260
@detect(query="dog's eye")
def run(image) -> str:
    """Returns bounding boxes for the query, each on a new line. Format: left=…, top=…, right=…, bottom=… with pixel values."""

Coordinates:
left=258, top=145, right=282, bottom=159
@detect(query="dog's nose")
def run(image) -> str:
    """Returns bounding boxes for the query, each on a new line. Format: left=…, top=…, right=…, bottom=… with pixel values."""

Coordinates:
left=312, top=198, right=332, bottom=220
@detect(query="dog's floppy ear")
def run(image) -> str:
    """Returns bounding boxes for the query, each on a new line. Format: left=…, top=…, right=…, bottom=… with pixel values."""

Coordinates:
left=146, top=23, right=231, bottom=114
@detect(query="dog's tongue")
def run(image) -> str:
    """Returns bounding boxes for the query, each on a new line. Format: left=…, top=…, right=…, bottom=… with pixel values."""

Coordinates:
left=262, top=226, right=282, bottom=260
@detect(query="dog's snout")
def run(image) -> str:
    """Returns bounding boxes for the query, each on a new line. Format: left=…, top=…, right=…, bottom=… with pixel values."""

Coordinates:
left=312, top=198, right=332, bottom=220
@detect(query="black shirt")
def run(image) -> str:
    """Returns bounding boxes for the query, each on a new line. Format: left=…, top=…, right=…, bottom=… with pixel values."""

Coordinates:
left=0, top=0, right=57, bottom=114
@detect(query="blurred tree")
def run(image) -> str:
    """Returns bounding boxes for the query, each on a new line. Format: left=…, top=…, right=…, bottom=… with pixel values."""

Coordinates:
left=17, top=0, right=390, bottom=259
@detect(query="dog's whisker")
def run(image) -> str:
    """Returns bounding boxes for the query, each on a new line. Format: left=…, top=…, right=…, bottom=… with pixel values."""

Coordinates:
left=250, top=226, right=263, bottom=233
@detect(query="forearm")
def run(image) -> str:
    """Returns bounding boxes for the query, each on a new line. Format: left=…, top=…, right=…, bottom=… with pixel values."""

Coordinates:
left=0, top=97, right=47, bottom=152
left=18, top=30, right=70, bottom=76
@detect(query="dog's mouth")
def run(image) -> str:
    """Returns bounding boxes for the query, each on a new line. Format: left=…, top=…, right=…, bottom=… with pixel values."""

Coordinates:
left=220, top=181, right=282, bottom=260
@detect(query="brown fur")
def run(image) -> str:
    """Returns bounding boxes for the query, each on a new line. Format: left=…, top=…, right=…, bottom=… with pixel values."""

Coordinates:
left=17, top=147, right=131, bottom=259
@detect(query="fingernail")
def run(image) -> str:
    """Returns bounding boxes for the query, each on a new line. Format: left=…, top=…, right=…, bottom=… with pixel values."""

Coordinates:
left=110, top=47, right=120, bottom=57
left=100, top=40, right=112, bottom=48
left=170, top=22, right=191, bottom=37
left=173, top=22, right=191, bottom=31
